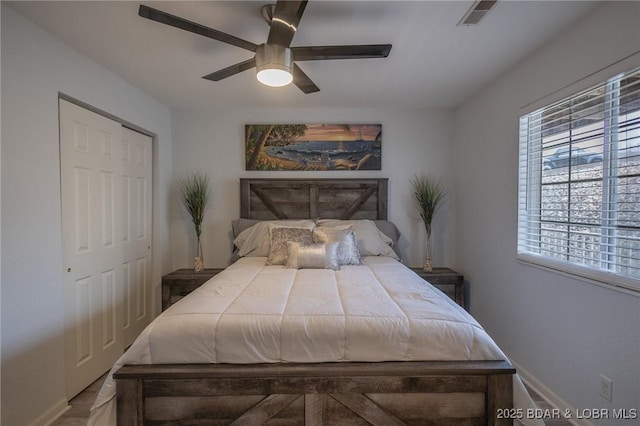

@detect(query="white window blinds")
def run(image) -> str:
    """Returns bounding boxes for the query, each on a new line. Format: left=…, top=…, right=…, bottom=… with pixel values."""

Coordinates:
left=518, top=68, right=640, bottom=291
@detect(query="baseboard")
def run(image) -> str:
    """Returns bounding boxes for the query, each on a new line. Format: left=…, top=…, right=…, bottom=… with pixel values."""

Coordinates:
left=511, top=359, right=596, bottom=426
left=27, top=398, right=70, bottom=426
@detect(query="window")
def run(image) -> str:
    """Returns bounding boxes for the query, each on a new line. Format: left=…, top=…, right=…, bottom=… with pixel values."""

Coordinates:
left=518, top=68, right=640, bottom=291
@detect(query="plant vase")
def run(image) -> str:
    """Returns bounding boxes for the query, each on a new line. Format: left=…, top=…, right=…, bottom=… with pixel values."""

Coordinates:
left=411, top=174, right=444, bottom=274
left=423, top=232, right=432, bottom=272
left=179, top=172, right=209, bottom=274
left=194, top=234, right=204, bottom=273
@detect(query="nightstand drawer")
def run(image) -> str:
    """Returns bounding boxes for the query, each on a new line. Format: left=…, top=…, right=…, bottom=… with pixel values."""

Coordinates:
left=162, top=268, right=224, bottom=310
left=431, top=283, right=456, bottom=301
left=169, top=283, right=202, bottom=304
left=410, top=267, right=466, bottom=311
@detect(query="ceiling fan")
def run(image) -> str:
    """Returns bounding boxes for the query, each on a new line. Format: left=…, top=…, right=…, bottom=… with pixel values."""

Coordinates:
left=138, top=1, right=392, bottom=94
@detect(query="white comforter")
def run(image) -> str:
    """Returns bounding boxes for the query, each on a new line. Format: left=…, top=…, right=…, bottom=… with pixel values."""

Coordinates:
left=89, top=256, right=542, bottom=425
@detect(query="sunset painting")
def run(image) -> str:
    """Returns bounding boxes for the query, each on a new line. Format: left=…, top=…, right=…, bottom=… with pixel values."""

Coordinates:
left=245, top=124, right=382, bottom=171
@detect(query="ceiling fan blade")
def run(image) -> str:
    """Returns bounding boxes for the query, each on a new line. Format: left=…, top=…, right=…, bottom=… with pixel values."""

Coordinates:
left=139, top=5, right=258, bottom=52
left=202, top=58, right=257, bottom=81
left=267, top=0, right=308, bottom=48
left=292, top=44, right=392, bottom=61
left=292, top=64, right=319, bottom=94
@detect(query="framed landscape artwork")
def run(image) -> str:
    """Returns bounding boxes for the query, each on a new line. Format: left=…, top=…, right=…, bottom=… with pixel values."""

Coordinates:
left=245, top=124, right=382, bottom=171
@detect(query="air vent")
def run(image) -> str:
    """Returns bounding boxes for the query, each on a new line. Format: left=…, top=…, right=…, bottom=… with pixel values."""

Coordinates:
left=458, top=0, right=497, bottom=26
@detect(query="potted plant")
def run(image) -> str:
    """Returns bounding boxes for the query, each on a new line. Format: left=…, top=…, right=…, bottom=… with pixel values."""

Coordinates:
left=411, top=175, right=445, bottom=272
left=179, top=172, right=210, bottom=272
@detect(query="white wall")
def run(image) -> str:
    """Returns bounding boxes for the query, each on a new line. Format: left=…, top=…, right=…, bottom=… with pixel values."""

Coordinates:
left=0, top=5, right=173, bottom=425
left=454, top=2, right=640, bottom=424
left=171, top=107, right=455, bottom=271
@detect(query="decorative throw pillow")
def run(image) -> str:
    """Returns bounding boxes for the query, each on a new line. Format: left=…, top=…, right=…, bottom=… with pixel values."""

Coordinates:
left=233, top=220, right=316, bottom=257
left=286, top=242, right=340, bottom=270
left=316, top=219, right=399, bottom=260
left=266, top=226, right=314, bottom=265
left=313, top=227, right=361, bottom=265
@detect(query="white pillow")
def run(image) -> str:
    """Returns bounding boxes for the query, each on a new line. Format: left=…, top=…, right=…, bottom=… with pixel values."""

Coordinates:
left=233, top=220, right=316, bottom=257
left=286, top=241, right=340, bottom=270
left=316, top=219, right=399, bottom=260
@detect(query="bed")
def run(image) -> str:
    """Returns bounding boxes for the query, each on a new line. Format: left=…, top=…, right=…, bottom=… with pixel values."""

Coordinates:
left=90, top=178, right=541, bottom=425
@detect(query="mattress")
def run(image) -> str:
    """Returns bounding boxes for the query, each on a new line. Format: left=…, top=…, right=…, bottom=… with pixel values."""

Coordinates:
left=89, top=256, right=542, bottom=425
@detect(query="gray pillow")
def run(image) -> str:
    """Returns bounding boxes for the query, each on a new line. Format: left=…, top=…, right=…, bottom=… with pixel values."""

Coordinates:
left=373, top=220, right=400, bottom=247
left=232, top=218, right=260, bottom=238
left=373, top=220, right=402, bottom=260
left=313, top=227, right=361, bottom=265
left=286, top=242, right=340, bottom=270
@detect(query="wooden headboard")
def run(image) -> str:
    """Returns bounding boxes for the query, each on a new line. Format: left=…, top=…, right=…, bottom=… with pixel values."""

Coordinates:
left=240, top=178, right=388, bottom=220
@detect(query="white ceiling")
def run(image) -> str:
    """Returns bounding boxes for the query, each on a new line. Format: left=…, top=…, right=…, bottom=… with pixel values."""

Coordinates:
left=8, top=1, right=598, bottom=110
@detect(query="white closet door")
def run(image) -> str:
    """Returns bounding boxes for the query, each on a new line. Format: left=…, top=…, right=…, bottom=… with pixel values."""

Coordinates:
left=121, top=127, right=153, bottom=346
left=59, top=99, right=124, bottom=398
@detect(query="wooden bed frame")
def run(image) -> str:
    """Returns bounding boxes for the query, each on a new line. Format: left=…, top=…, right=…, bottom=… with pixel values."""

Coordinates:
left=239, top=178, right=388, bottom=221
left=114, top=178, right=515, bottom=425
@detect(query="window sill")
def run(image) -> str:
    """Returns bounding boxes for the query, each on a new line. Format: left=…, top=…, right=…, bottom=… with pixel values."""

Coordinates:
left=517, top=253, right=640, bottom=297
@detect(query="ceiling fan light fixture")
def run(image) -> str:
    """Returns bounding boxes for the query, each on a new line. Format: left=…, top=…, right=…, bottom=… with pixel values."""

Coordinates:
left=257, top=68, right=293, bottom=87
left=256, top=44, right=293, bottom=87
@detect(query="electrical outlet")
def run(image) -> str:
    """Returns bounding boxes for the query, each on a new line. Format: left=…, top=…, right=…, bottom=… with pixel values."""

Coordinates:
left=599, top=374, right=613, bottom=402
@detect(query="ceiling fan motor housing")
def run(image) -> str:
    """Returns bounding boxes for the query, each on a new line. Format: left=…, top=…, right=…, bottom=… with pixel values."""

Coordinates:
left=255, top=44, right=294, bottom=86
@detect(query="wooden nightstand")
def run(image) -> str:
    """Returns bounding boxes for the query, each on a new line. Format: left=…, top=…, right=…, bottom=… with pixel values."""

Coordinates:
left=162, top=268, right=224, bottom=311
left=411, top=267, right=466, bottom=311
